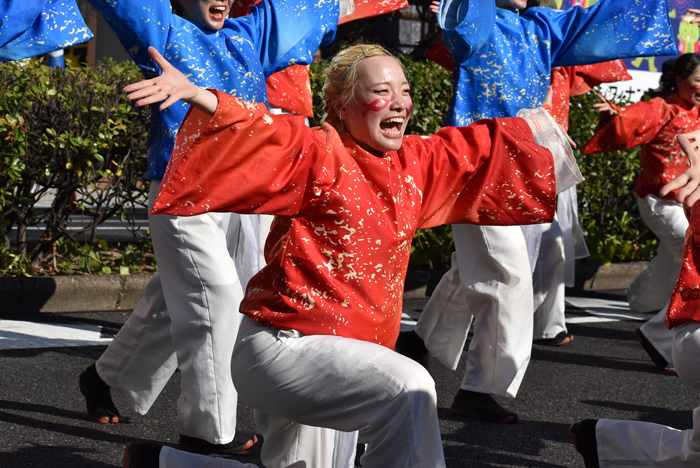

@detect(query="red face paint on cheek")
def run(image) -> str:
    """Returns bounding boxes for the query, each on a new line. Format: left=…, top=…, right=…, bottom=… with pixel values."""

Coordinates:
left=688, top=82, right=700, bottom=92
left=406, top=99, right=414, bottom=118
left=362, top=98, right=390, bottom=117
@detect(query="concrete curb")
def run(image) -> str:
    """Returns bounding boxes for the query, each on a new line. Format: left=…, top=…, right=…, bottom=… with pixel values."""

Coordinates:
left=0, top=262, right=648, bottom=314
left=0, top=275, right=150, bottom=314
left=578, top=262, right=649, bottom=292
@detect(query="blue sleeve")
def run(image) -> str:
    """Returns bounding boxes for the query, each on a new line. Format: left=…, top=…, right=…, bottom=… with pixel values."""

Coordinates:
left=524, top=0, right=677, bottom=68
left=241, top=0, right=339, bottom=78
left=438, top=0, right=495, bottom=63
left=87, top=0, right=172, bottom=74
left=0, top=0, right=93, bottom=61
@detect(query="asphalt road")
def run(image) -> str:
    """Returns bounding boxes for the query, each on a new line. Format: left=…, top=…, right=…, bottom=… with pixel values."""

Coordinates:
left=1, top=291, right=697, bottom=467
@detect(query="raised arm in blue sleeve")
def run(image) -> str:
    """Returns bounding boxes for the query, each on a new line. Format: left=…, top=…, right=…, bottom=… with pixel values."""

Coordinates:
left=440, top=0, right=676, bottom=126
left=524, top=0, right=677, bottom=68
left=243, top=0, right=339, bottom=78
left=438, top=0, right=494, bottom=65
left=0, top=0, right=93, bottom=62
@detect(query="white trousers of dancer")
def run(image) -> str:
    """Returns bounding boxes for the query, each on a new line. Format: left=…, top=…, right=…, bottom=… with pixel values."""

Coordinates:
left=627, top=195, right=687, bottom=313
left=240, top=316, right=443, bottom=468
left=596, top=320, right=700, bottom=467
left=533, top=219, right=567, bottom=340
left=416, top=224, right=533, bottom=398
left=639, top=303, right=676, bottom=366
left=159, top=424, right=356, bottom=468
left=96, top=183, right=262, bottom=445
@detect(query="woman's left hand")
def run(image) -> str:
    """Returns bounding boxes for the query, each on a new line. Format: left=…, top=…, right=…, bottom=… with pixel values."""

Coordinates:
left=660, top=130, right=700, bottom=208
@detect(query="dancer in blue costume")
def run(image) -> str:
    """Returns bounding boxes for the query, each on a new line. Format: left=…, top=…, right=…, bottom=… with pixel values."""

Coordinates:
left=0, top=0, right=92, bottom=61
left=443, top=0, right=675, bottom=125
left=77, top=0, right=344, bottom=456
left=399, top=0, right=676, bottom=423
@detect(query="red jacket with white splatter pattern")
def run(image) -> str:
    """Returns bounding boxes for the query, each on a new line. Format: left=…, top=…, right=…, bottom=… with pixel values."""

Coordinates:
left=582, top=94, right=700, bottom=201
left=152, top=90, right=557, bottom=348
left=667, top=204, right=700, bottom=328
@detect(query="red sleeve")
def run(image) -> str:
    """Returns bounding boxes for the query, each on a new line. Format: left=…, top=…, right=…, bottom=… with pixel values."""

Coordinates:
left=550, top=67, right=573, bottom=129
left=550, top=61, right=632, bottom=131
left=569, top=60, right=632, bottom=97
left=266, top=65, right=314, bottom=118
left=411, top=117, right=556, bottom=229
left=229, top=0, right=259, bottom=17
left=339, top=0, right=409, bottom=24
left=152, top=90, right=332, bottom=217
left=424, top=33, right=454, bottom=72
left=667, top=206, right=699, bottom=328
left=581, top=98, right=673, bottom=154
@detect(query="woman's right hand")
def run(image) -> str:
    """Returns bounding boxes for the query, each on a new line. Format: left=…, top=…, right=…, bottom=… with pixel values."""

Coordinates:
left=123, top=47, right=218, bottom=115
left=591, top=93, right=619, bottom=116
left=660, top=130, right=700, bottom=208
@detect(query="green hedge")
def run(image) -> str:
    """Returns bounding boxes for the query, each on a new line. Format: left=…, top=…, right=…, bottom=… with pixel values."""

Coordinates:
left=0, top=58, right=152, bottom=275
left=0, top=56, right=654, bottom=276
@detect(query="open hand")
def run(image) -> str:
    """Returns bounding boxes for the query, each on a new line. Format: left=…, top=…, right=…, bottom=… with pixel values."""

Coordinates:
left=430, top=1, right=439, bottom=14
left=660, top=130, right=700, bottom=208
left=123, top=47, right=202, bottom=111
left=591, top=93, right=619, bottom=116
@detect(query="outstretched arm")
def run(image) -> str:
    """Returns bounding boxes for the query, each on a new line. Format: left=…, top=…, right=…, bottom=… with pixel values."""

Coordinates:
left=591, top=93, right=620, bottom=117
left=660, top=131, right=700, bottom=208
left=124, top=47, right=218, bottom=115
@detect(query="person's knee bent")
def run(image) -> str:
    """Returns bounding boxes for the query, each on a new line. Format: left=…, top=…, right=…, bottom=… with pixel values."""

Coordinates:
left=393, top=359, right=437, bottom=406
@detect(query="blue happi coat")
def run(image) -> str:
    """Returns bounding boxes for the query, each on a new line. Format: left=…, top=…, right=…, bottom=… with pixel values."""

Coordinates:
left=88, top=0, right=339, bottom=180
left=439, top=0, right=677, bottom=125
left=0, top=0, right=92, bottom=61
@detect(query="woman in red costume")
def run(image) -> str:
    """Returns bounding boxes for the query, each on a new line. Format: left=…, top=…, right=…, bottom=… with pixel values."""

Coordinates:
left=583, top=53, right=700, bottom=372
left=571, top=131, right=700, bottom=468
left=119, top=43, right=579, bottom=468
left=583, top=53, right=700, bottom=316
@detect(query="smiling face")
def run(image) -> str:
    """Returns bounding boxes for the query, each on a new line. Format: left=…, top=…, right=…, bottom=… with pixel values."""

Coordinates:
left=179, top=0, right=232, bottom=31
left=336, top=56, right=413, bottom=156
left=676, top=65, right=700, bottom=106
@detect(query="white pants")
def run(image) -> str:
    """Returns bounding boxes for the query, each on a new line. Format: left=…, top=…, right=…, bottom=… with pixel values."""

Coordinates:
left=533, top=219, right=567, bottom=340
left=160, top=424, right=355, bottom=468
left=596, top=320, right=700, bottom=467
left=627, top=195, right=687, bottom=313
left=96, top=184, right=260, bottom=445
left=639, top=304, right=675, bottom=367
left=234, top=317, right=444, bottom=468
left=416, top=224, right=533, bottom=398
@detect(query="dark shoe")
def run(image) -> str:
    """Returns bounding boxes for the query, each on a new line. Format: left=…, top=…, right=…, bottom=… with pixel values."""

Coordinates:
left=534, top=331, right=574, bottom=346
left=394, top=330, right=429, bottom=365
left=78, top=363, right=120, bottom=423
left=124, top=442, right=162, bottom=468
left=450, top=389, right=519, bottom=423
left=569, top=419, right=600, bottom=468
left=633, top=328, right=674, bottom=370
left=178, top=431, right=258, bottom=455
